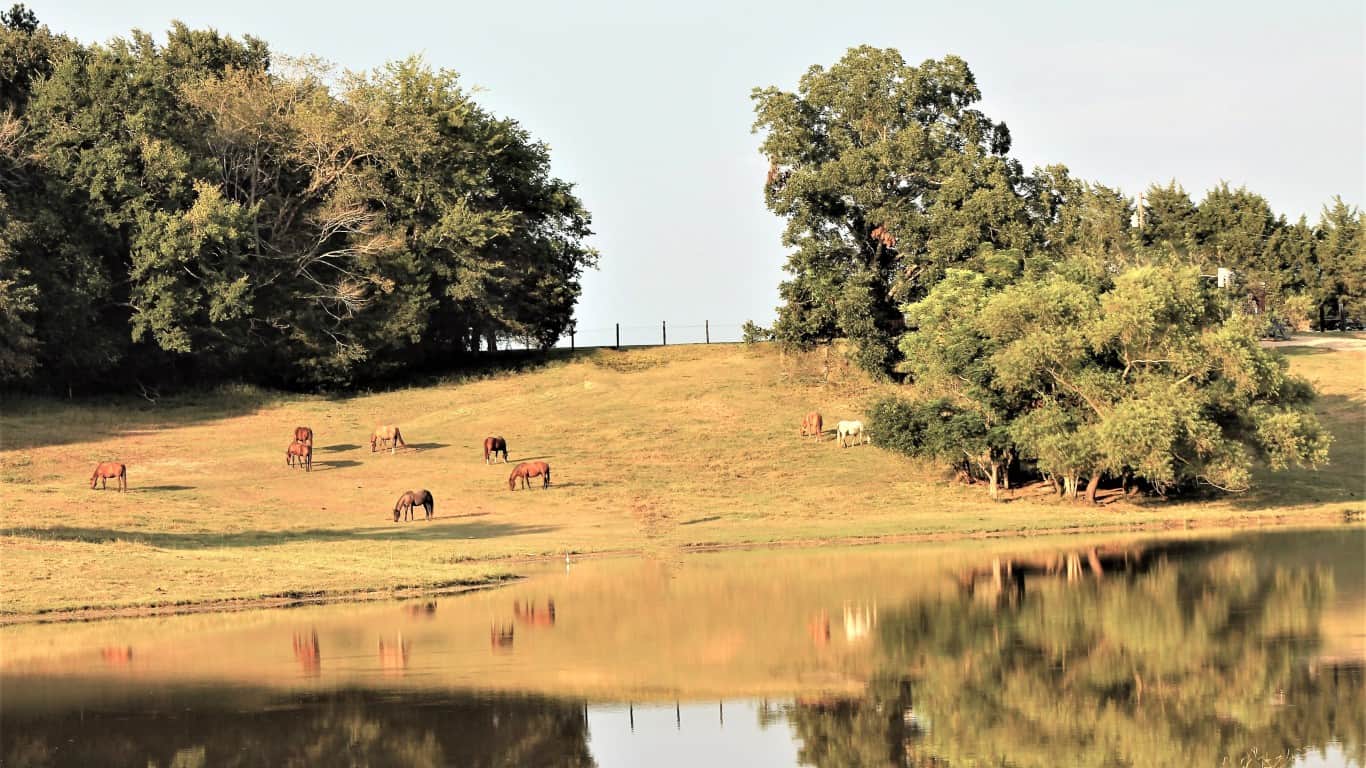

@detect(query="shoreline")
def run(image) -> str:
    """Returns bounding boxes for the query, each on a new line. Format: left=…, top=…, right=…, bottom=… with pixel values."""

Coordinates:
left=3, top=510, right=1355, bottom=627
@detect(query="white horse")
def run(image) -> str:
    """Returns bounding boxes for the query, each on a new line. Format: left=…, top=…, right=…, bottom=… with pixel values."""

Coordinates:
left=836, top=420, right=870, bottom=448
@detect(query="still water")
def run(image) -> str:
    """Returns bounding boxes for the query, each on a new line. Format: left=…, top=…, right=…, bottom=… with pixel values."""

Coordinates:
left=2, top=527, right=1363, bottom=767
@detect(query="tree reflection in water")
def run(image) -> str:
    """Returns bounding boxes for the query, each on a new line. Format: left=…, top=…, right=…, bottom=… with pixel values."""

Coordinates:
left=3, top=690, right=595, bottom=768
left=789, top=543, right=1365, bottom=767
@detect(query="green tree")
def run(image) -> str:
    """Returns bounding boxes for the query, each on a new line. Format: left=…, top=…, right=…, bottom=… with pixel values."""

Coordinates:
left=884, top=261, right=1330, bottom=501
left=752, top=47, right=1025, bottom=377
left=1313, top=197, right=1365, bottom=328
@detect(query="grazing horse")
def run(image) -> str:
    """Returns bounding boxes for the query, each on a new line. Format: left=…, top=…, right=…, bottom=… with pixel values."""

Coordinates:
left=371, top=425, right=407, bottom=454
left=393, top=489, right=434, bottom=522
left=90, top=462, right=127, bottom=491
left=484, top=436, right=508, bottom=464
left=293, top=426, right=313, bottom=447
left=286, top=441, right=312, bottom=471
left=801, top=411, right=823, bottom=440
left=836, top=420, right=869, bottom=448
left=508, top=461, right=551, bottom=491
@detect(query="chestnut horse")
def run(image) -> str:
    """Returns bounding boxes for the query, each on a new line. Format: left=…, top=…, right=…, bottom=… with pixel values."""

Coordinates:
left=393, top=489, right=434, bottom=522
left=801, top=411, right=823, bottom=440
left=90, top=462, right=127, bottom=491
left=286, top=441, right=312, bottom=471
left=484, top=436, right=508, bottom=464
left=508, top=461, right=551, bottom=491
left=371, top=425, right=407, bottom=454
left=293, top=426, right=313, bottom=447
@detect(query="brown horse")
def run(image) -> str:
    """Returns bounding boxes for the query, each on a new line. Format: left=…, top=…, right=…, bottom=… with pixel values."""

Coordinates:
left=800, top=411, right=823, bottom=440
left=393, top=489, right=434, bottom=522
left=484, top=435, right=508, bottom=464
left=90, top=462, right=127, bottom=491
left=371, top=425, right=407, bottom=454
left=293, top=426, right=313, bottom=447
left=286, top=441, right=312, bottom=472
left=508, top=461, right=551, bottom=491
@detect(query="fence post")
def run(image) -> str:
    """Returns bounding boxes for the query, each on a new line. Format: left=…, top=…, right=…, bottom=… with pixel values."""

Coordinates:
left=662, top=320, right=667, bottom=346
left=615, top=323, right=620, bottom=350
left=705, top=320, right=710, bottom=344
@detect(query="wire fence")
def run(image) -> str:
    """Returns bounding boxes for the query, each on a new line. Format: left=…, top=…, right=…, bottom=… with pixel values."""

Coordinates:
left=497, top=321, right=752, bottom=351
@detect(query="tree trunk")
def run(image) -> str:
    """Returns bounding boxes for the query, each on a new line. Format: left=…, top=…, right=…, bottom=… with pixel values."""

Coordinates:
left=485, top=330, right=498, bottom=352
left=1048, top=474, right=1061, bottom=496
left=1085, top=472, right=1102, bottom=504
left=987, top=462, right=1000, bottom=500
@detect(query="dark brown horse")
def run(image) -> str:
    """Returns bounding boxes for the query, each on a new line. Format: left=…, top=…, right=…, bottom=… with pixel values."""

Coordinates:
left=508, top=461, right=550, bottom=491
left=286, top=441, right=312, bottom=472
left=293, top=426, right=313, bottom=447
left=90, top=462, right=127, bottom=491
left=484, top=435, right=508, bottom=464
left=393, top=489, right=434, bottom=521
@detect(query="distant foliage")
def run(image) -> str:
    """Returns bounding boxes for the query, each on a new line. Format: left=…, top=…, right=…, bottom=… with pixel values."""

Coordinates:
left=0, top=9, right=595, bottom=390
left=755, top=47, right=1365, bottom=378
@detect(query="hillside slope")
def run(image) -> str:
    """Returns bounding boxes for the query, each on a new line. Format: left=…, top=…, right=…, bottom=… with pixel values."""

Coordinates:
left=1, top=343, right=1360, bottom=617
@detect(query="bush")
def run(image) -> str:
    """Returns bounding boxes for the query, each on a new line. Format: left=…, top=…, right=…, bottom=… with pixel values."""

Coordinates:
left=866, top=396, right=933, bottom=457
left=742, top=321, right=775, bottom=345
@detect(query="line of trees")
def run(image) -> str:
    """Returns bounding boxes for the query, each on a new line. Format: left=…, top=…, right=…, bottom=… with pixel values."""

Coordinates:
left=0, top=6, right=596, bottom=390
left=753, top=46, right=1364, bottom=378
left=753, top=47, right=1346, bottom=498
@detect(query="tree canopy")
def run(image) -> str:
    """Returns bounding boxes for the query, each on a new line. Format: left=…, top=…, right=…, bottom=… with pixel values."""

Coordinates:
left=0, top=7, right=595, bottom=390
left=755, top=47, right=1365, bottom=379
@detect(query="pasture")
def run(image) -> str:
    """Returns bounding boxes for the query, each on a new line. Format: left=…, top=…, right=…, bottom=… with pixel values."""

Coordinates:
left=1, top=342, right=1361, bottom=618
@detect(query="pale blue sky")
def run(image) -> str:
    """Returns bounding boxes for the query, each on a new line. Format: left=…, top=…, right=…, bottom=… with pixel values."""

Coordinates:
left=40, top=0, right=1366, bottom=340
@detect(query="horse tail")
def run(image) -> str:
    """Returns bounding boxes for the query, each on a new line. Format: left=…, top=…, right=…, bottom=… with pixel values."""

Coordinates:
left=395, top=427, right=405, bottom=447
left=544, top=466, right=551, bottom=487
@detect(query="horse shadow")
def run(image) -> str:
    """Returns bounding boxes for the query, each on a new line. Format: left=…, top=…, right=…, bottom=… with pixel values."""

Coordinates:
left=407, top=443, right=448, bottom=451
left=319, top=443, right=361, bottom=452
left=315, top=460, right=361, bottom=470
left=138, top=485, right=195, bottom=492
left=680, top=515, right=722, bottom=526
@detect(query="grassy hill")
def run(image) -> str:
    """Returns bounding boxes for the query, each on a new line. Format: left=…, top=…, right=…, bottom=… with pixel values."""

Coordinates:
left=1, top=343, right=1361, bottom=618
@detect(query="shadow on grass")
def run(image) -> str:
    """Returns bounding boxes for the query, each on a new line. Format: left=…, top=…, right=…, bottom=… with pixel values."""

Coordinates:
left=319, top=443, right=361, bottom=452
left=1232, top=393, right=1364, bottom=512
left=137, top=485, right=195, bottom=492
left=405, top=443, right=448, bottom=451
left=313, top=460, right=361, bottom=471
left=511, top=455, right=552, bottom=462
left=1, top=520, right=558, bottom=549
left=0, top=386, right=282, bottom=452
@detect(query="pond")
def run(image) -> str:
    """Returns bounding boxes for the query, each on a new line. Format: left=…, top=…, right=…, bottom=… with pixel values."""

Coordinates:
left=2, top=526, right=1362, bottom=767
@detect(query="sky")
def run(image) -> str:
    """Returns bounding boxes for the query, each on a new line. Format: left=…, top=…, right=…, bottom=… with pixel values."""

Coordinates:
left=39, top=0, right=1366, bottom=341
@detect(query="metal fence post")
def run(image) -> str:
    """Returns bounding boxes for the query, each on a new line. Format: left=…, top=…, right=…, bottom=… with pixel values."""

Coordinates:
left=705, top=320, right=710, bottom=344
left=615, top=323, right=620, bottom=350
left=662, top=320, right=667, bottom=346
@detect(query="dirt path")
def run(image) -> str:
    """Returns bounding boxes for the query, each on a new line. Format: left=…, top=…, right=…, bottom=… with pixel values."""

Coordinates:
left=1264, top=334, right=1366, bottom=351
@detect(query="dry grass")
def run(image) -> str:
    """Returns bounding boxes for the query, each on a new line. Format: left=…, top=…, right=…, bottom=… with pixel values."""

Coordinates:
left=1, top=343, right=1361, bottom=617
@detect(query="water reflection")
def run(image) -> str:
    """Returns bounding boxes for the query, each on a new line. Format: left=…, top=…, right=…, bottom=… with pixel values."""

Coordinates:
left=1, top=528, right=1361, bottom=767
left=3, top=689, right=594, bottom=767
left=794, top=537, right=1366, bottom=767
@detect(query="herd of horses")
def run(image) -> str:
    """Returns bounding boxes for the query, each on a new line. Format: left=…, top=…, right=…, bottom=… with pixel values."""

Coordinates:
left=86, top=407, right=868, bottom=516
